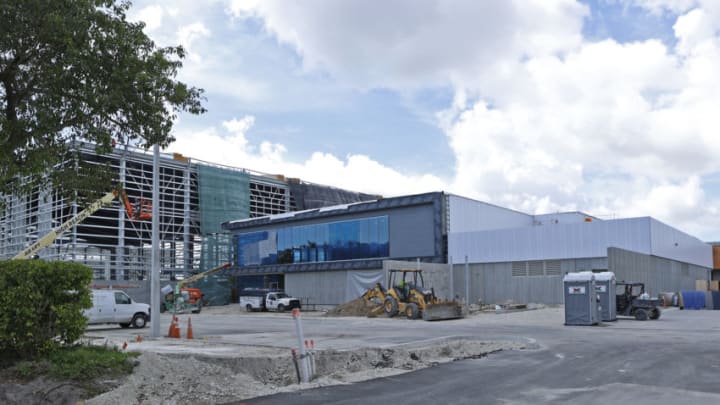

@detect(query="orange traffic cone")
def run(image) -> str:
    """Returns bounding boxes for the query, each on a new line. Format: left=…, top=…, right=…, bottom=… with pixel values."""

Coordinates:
left=186, top=317, right=194, bottom=339
left=122, top=341, right=128, bottom=350
left=168, top=315, right=180, bottom=338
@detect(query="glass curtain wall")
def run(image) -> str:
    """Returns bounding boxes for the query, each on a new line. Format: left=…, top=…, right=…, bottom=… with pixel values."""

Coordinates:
left=237, top=216, right=389, bottom=266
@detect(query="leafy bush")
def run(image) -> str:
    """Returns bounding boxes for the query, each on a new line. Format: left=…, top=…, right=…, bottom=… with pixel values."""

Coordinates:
left=0, top=260, right=93, bottom=359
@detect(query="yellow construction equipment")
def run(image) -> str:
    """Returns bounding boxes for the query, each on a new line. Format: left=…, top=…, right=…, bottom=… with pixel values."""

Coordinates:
left=13, top=189, right=150, bottom=260
left=363, top=269, right=463, bottom=321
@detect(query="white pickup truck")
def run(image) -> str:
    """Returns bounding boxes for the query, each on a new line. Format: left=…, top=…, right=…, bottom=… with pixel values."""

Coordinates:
left=240, top=289, right=301, bottom=312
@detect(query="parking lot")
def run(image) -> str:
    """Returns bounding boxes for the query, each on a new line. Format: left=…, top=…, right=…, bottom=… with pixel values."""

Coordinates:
left=82, top=304, right=720, bottom=404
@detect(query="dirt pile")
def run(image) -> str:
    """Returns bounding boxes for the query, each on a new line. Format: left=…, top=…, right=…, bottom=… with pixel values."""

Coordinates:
left=84, top=338, right=529, bottom=405
left=325, top=297, right=382, bottom=317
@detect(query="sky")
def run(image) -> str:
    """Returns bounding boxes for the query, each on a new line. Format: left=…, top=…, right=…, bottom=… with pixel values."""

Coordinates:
left=128, top=0, right=720, bottom=241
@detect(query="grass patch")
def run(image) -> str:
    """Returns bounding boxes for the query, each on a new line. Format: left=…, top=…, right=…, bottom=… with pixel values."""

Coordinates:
left=48, top=345, right=140, bottom=380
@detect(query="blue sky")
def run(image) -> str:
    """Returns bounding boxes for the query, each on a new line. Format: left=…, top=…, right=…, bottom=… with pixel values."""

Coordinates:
left=129, top=0, right=720, bottom=240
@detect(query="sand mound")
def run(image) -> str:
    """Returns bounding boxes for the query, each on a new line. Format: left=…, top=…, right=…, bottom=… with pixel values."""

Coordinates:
left=325, top=297, right=382, bottom=317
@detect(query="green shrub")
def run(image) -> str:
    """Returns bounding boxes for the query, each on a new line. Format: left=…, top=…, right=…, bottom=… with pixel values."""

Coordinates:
left=0, top=260, right=93, bottom=359
left=48, top=345, right=138, bottom=380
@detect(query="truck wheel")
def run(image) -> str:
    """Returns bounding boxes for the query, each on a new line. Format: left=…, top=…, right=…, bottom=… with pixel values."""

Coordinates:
left=277, top=304, right=285, bottom=312
left=649, top=307, right=661, bottom=320
left=192, top=300, right=202, bottom=314
left=159, top=304, right=166, bottom=313
left=246, top=304, right=253, bottom=312
left=634, top=309, right=649, bottom=321
left=384, top=296, right=399, bottom=317
left=132, top=314, right=148, bottom=328
left=405, top=303, right=420, bottom=319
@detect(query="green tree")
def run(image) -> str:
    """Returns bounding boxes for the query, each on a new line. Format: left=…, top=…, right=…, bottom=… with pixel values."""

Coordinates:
left=0, top=0, right=205, bottom=201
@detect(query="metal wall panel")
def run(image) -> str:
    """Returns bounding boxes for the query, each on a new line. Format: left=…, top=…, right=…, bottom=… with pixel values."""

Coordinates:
left=449, top=217, right=652, bottom=263
left=608, top=247, right=710, bottom=295
left=533, top=212, right=593, bottom=225
left=447, top=194, right=532, bottom=233
left=388, top=204, right=436, bottom=259
left=285, top=270, right=349, bottom=305
left=649, top=218, right=712, bottom=268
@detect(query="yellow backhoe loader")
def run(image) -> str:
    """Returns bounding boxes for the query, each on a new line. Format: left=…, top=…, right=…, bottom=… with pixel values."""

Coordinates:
left=363, top=269, right=463, bottom=321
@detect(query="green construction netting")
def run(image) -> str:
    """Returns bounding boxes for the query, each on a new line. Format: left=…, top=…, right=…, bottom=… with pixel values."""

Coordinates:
left=198, top=165, right=250, bottom=234
left=199, top=233, right=234, bottom=272
left=197, top=233, right=234, bottom=306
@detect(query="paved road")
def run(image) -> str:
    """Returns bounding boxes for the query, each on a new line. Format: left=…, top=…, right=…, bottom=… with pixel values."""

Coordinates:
left=86, top=305, right=720, bottom=404
left=225, top=308, right=720, bottom=405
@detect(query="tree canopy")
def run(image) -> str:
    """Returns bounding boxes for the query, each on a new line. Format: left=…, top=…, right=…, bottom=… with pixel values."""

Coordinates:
left=0, top=0, right=205, bottom=201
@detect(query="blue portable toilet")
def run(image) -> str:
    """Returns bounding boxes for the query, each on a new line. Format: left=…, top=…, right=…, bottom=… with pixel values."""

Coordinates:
left=563, top=272, right=599, bottom=326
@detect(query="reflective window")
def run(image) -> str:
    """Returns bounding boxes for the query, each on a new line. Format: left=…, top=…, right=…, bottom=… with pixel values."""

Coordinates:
left=236, top=216, right=389, bottom=266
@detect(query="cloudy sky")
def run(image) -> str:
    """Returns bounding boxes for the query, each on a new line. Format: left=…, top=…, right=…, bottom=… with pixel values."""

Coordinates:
left=128, top=0, right=720, bottom=241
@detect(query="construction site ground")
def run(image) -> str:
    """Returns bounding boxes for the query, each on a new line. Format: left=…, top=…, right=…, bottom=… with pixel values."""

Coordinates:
left=5, top=304, right=720, bottom=404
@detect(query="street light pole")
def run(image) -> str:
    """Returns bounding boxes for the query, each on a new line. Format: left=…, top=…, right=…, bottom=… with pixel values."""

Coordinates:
left=150, top=144, right=160, bottom=337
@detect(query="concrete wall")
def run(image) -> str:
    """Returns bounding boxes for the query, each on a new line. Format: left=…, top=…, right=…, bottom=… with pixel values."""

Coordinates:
left=608, top=247, right=710, bottom=294
left=383, top=260, right=454, bottom=300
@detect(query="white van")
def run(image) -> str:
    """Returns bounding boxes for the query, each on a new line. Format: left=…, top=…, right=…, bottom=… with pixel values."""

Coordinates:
left=85, top=289, right=151, bottom=328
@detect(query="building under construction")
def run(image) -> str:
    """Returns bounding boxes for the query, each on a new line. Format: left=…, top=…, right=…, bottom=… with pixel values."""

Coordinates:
left=0, top=144, right=377, bottom=283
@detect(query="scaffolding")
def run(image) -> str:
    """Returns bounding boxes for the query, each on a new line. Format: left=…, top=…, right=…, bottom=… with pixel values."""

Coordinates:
left=0, top=144, right=292, bottom=280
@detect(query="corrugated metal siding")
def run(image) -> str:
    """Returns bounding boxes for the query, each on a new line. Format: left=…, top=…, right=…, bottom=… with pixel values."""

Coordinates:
left=449, top=258, right=609, bottom=305
left=649, top=219, right=712, bottom=268
left=608, top=247, right=710, bottom=295
left=533, top=212, right=593, bottom=225
left=449, top=217, right=652, bottom=263
left=285, top=271, right=349, bottom=305
left=447, top=195, right=532, bottom=233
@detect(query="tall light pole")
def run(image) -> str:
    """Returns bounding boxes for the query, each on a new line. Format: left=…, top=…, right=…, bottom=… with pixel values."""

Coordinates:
left=150, top=144, right=160, bottom=337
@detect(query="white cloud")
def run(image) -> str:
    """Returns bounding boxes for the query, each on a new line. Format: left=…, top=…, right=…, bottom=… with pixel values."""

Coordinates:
left=176, top=23, right=211, bottom=61
left=167, top=117, right=446, bottom=197
left=132, top=4, right=164, bottom=31
left=143, top=0, right=720, bottom=239
left=227, top=0, right=588, bottom=89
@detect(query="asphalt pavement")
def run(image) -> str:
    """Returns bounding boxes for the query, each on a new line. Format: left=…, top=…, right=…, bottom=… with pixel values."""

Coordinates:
left=85, top=305, right=720, bottom=405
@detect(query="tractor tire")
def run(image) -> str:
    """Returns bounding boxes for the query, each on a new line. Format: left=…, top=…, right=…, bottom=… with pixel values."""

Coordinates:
left=634, top=309, right=649, bottom=321
left=384, top=296, right=399, bottom=317
left=649, top=307, right=661, bottom=320
left=405, top=303, right=420, bottom=319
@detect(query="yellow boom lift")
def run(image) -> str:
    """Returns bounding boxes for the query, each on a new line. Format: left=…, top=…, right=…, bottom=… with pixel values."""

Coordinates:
left=13, top=189, right=150, bottom=260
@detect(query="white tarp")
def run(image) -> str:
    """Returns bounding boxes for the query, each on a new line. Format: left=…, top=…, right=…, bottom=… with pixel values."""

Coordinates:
left=345, top=269, right=384, bottom=301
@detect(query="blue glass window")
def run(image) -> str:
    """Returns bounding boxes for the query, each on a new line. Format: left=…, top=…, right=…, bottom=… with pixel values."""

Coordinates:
left=236, top=216, right=389, bottom=266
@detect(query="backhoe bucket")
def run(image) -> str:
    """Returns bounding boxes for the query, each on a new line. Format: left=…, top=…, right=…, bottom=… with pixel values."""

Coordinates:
left=422, top=302, right=464, bottom=321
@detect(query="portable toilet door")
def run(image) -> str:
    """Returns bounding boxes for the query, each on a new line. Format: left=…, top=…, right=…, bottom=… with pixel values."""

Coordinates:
left=594, top=272, right=616, bottom=322
left=563, top=272, right=599, bottom=326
